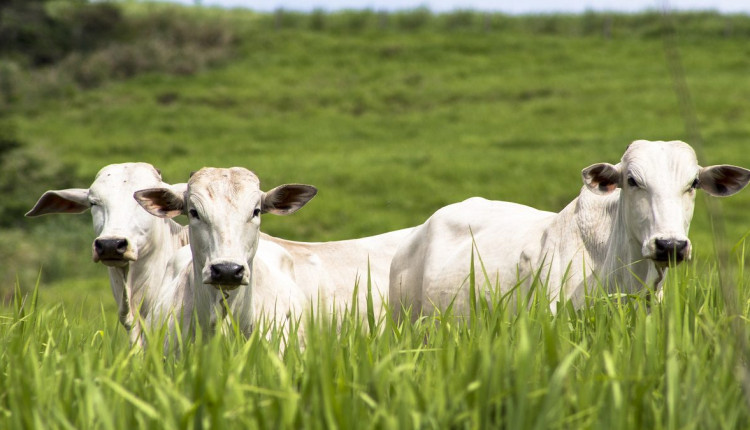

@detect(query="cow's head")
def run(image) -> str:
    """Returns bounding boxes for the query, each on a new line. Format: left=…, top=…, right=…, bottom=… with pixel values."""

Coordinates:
left=134, top=167, right=317, bottom=290
left=26, top=163, right=172, bottom=267
left=582, top=140, right=750, bottom=266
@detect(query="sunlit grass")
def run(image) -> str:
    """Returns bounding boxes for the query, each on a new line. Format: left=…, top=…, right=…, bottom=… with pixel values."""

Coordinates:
left=2, top=250, right=749, bottom=428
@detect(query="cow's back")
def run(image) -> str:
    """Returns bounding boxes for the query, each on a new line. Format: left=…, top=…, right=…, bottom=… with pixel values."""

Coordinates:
left=263, top=227, right=415, bottom=320
left=389, top=197, right=555, bottom=321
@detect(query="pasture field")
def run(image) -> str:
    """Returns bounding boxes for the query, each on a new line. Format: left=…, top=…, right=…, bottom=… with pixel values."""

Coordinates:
left=2, top=260, right=750, bottom=428
left=2, top=5, right=750, bottom=428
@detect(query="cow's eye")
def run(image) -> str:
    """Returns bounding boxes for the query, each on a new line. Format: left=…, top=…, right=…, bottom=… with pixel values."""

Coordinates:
left=189, top=208, right=200, bottom=220
left=627, top=176, right=638, bottom=187
left=691, top=178, right=699, bottom=189
left=252, top=208, right=261, bottom=218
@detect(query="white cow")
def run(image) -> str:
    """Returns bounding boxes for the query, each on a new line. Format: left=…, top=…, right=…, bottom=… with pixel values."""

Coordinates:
left=26, top=163, right=190, bottom=344
left=261, top=226, right=415, bottom=322
left=134, top=167, right=315, bottom=342
left=390, top=140, right=750, bottom=321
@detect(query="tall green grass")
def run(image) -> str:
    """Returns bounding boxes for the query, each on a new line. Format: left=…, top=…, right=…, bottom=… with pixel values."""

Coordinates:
left=2, top=250, right=749, bottom=429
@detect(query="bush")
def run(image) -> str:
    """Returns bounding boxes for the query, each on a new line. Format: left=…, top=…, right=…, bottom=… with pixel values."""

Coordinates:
left=270, top=9, right=308, bottom=30
left=4, top=4, right=238, bottom=97
left=0, top=1, right=126, bottom=66
left=334, top=10, right=378, bottom=33
left=309, top=9, right=326, bottom=31
left=0, top=0, right=73, bottom=65
left=395, top=7, right=432, bottom=32
left=441, top=10, right=477, bottom=31
left=0, top=119, right=77, bottom=228
left=65, top=2, right=126, bottom=52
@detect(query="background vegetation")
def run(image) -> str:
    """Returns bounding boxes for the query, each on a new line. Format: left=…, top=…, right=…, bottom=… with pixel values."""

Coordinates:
left=1, top=2, right=750, bottom=428
left=4, top=3, right=750, bottom=301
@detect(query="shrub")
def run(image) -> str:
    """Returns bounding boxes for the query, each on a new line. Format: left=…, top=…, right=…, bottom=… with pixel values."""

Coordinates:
left=309, top=9, right=326, bottom=31
left=65, top=2, right=126, bottom=52
left=0, top=120, right=77, bottom=228
left=395, top=7, right=432, bottom=32
left=0, top=0, right=72, bottom=66
left=0, top=5, right=238, bottom=99
left=441, top=10, right=477, bottom=31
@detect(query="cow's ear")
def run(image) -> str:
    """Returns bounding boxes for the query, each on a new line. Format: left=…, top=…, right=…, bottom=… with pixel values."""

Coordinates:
left=699, top=165, right=750, bottom=197
left=26, top=189, right=90, bottom=217
left=134, top=186, right=186, bottom=218
left=582, top=163, right=621, bottom=195
left=262, top=184, right=317, bottom=215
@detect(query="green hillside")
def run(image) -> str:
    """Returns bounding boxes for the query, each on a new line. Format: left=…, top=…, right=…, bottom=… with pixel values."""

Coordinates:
left=4, top=5, right=750, bottom=303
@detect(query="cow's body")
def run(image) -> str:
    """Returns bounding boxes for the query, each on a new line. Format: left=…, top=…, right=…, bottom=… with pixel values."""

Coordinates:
left=261, top=227, right=415, bottom=320
left=390, top=140, right=750, bottom=320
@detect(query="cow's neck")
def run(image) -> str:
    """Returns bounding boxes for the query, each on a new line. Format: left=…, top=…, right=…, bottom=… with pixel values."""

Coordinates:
left=189, top=257, right=256, bottom=338
left=106, top=265, right=131, bottom=330
left=574, top=187, right=619, bottom=268
left=114, top=219, right=188, bottom=341
left=130, top=219, right=188, bottom=307
left=600, top=192, right=661, bottom=294
left=227, top=259, right=256, bottom=336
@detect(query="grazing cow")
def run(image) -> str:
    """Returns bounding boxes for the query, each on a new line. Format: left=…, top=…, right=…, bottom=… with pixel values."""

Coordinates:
left=26, top=163, right=190, bottom=344
left=134, top=167, right=315, bottom=341
left=390, top=140, right=750, bottom=321
left=260, top=227, right=414, bottom=322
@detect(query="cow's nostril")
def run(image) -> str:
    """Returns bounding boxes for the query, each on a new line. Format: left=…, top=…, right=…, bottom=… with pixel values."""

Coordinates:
left=655, top=239, right=669, bottom=252
left=115, top=239, right=128, bottom=254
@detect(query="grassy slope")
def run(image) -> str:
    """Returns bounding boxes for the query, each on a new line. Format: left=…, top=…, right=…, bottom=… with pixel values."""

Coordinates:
left=16, top=12, right=750, bottom=236
left=13, top=8, right=750, bottom=314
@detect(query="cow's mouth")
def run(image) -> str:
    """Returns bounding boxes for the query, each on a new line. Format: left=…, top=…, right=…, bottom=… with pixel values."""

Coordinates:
left=651, top=254, right=686, bottom=265
left=97, top=258, right=132, bottom=268
left=209, top=282, right=242, bottom=291
left=645, top=238, right=690, bottom=266
left=92, top=238, right=137, bottom=266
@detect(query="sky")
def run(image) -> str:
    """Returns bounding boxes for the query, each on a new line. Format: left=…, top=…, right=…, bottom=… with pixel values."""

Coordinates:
left=162, top=0, right=750, bottom=14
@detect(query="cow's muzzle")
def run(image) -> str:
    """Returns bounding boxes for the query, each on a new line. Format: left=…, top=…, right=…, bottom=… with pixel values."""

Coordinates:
left=207, top=262, right=246, bottom=290
left=92, top=237, right=136, bottom=266
left=652, top=238, right=690, bottom=264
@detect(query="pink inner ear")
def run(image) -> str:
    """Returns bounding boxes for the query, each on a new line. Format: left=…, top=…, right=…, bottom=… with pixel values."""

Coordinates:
left=600, top=182, right=617, bottom=193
